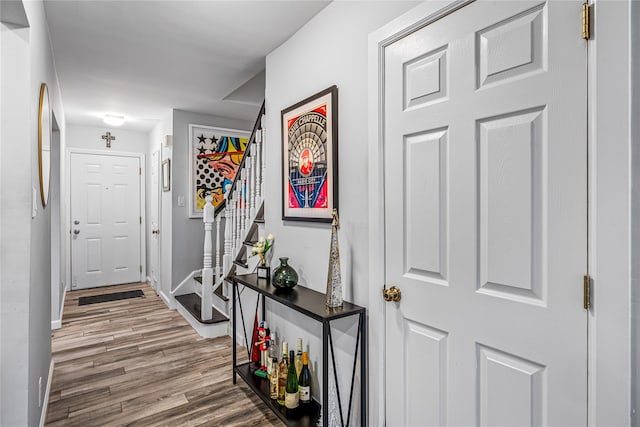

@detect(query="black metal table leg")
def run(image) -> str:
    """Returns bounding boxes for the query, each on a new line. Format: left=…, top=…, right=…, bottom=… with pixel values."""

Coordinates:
left=323, top=320, right=329, bottom=427
left=361, top=312, right=367, bottom=426
left=232, top=279, right=237, bottom=384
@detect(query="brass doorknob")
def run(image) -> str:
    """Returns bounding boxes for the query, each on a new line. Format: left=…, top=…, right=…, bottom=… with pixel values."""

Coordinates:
left=383, top=286, right=401, bottom=302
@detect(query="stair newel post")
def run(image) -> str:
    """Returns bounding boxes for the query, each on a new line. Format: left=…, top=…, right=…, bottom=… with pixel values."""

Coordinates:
left=250, top=141, right=256, bottom=220
left=201, top=195, right=214, bottom=322
left=260, top=116, right=266, bottom=204
left=215, top=214, right=222, bottom=285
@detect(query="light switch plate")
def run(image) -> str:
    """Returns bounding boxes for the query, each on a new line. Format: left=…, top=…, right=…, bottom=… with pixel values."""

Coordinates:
left=177, top=196, right=185, bottom=207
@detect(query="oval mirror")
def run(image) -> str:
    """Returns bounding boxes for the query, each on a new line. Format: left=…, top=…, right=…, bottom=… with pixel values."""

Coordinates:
left=38, top=83, right=51, bottom=207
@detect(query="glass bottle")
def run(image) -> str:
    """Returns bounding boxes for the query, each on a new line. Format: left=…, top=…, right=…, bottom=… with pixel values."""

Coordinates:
left=285, top=350, right=299, bottom=409
left=298, top=351, right=311, bottom=404
left=277, top=341, right=288, bottom=405
left=294, top=338, right=303, bottom=378
left=269, top=357, right=279, bottom=400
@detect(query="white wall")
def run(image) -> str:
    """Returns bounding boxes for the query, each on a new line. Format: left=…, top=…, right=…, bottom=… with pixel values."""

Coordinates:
left=66, top=124, right=148, bottom=153
left=1, top=0, right=66, bottom=425
left=630, top=0, right=640, bottom=423
left=264, top=1, right=417, bottom=422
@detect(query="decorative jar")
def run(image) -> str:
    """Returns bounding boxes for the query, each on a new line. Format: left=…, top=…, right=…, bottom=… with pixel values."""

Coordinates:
left=272, top=257, right=298, bottom=290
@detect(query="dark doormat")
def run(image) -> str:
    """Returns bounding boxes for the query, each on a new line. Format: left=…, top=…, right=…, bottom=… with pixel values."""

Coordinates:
left=79, top=289, right=144, bottom=306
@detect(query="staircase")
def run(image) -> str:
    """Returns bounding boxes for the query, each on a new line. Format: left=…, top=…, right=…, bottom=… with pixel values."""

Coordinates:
left=172, top=102, right=266, bottom=338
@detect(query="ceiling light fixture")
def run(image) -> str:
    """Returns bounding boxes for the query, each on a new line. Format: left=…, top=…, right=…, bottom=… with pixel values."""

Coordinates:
left=103, top=114, right=125, bottom=127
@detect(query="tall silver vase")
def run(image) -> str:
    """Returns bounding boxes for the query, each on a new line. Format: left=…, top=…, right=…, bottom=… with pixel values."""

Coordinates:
left=326, top=209, right=343, bottom=308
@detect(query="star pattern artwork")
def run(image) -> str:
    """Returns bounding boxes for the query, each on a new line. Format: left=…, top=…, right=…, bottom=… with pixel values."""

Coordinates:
left=188, top=124, right=250, bottom=218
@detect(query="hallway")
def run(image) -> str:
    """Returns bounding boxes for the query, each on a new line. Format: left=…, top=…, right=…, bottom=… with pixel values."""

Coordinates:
left=45, top=282, right=283, bottom=426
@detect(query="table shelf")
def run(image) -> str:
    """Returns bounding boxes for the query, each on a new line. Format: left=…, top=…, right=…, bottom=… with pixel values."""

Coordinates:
left=232, top=273, right=367, bottom=427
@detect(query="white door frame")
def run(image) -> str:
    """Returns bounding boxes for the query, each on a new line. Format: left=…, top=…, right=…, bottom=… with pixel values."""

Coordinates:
left=150, top=149, right=162, bottom=293
left=65, top=148, right=147, bottom=290
left=368, top=1, right=633, bottom=425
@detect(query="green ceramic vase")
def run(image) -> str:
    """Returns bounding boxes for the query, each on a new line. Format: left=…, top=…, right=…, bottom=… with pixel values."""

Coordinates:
left=272, top=257, right=298, bottom=289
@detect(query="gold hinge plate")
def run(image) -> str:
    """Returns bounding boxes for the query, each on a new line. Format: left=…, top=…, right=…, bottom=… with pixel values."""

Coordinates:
left=140, top=265, right=142, bottom=273
left=583, top=275, right=591, bottom=310
left=582, top=2, right=591, bottom=40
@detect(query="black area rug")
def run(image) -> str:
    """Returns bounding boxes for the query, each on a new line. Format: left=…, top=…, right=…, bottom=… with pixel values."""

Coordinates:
left=79, top=289, right=144, bottom=306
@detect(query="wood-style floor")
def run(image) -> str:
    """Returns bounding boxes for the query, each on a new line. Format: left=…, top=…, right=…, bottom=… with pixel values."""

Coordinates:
left=46, top=282, right=284, bottom=427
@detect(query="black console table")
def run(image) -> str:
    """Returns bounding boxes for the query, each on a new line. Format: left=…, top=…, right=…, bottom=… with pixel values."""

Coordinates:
left=232, top=273, right=367, bottom=427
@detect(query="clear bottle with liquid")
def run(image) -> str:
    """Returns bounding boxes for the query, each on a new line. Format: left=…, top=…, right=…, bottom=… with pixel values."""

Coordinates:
left=269, top=357, right=279, bottom=399
left=277, top=341, right=288, bottom=405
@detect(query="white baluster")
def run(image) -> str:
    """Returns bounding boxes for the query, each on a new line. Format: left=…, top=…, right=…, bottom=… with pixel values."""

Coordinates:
left=255, top=132, right=262, bottom=207
left=235, top=187, right=241, bottom=254
left=260, top=121, right=266, bottom=207
left=231, top=189, right=238, bottom=255
left=250, top=142, right=256, bottom=220
left=215, top=214, right=222, bottom=284
left=202, top=195, right=214, bottom=321
left=244, top=168, right=250, bottom=235
left=224, top=203, right=232, bottom=277
left=239, top=169, right=247, bottom=247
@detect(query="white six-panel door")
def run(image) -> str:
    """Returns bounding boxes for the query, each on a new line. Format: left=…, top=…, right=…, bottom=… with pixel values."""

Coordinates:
left=71, top=153, right=142, bottom=289
left=383, top=1, right=587, bottom=425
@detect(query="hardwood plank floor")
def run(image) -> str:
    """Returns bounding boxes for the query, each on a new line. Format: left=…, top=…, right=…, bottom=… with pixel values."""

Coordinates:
left=46, top=282, right=284, bottom=427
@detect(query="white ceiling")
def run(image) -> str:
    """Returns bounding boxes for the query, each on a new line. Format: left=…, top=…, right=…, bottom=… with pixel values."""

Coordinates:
left=44, top=0, right=330, bottom=131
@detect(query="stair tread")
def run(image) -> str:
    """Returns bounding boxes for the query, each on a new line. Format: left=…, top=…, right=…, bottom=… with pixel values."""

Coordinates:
left=193, top=276, right=230, bottom=302
left=253, top=218, right=265, bottom=224
left=244, top=240, right=258, bottom=246
left=233, top=260, right=248, bottom=269
left=175, top=293, right=228, bottom=324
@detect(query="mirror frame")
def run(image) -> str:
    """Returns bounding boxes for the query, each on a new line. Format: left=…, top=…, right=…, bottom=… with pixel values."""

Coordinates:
left=38, top=82, right=51, bottom=207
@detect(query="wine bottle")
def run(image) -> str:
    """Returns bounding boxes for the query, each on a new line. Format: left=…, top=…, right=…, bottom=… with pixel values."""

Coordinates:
left=269, top=357, right=279, bottom=399
left=267, top=333, right=278, bottom=375
left=285, top=350, right=299, bottom=409
left=294, top=338, right=303, bottom=378
left=277, top=342, right=288, bottom=405
left=298, top=351, right=311, bottom=404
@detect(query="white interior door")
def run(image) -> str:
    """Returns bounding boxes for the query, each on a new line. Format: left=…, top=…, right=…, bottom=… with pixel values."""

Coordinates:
left=71, top=152, right=142, bottom=289
left=383, top=1, right=587, bottom=425
left=149, top=150, right=161, bottom=292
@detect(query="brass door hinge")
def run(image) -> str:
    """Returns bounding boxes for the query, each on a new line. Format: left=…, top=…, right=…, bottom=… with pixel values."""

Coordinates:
left=582, top=2, right=591, bottom=40
left=140, top=265, right=142, bottom=273
left=139, top=216, right=142, bottom=224
left=139, top=167, right=142, bottom=175
left=583, top=275, right=591, bottom=310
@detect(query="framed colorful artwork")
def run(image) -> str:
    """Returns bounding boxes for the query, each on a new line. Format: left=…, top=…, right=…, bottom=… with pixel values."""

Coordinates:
left=188, top=124, right=250, bottom=218
left=281, top=85, right=338, bottom=222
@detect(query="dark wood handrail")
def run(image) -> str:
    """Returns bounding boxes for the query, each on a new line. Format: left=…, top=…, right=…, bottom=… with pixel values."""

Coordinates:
left=213, top=100, right=266, bottom=216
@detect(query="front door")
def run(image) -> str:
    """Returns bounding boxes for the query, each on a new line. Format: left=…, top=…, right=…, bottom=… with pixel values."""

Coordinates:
left=71, top=152, right=142, bottom=289
left=383, top=1, right=587, bottom=425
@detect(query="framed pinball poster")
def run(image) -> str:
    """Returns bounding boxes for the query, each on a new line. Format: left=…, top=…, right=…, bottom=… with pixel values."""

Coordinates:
left=281, top=85, right=338, bottom=222
left=188, top=124, right=250, bottom=218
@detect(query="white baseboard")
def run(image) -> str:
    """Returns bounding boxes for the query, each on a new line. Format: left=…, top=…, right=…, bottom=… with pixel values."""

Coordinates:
left=39, top=359, right=54, bottom=427
left=51, top=283, right=68, bottom=330
left=159, top=291, right=172, bottom=309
